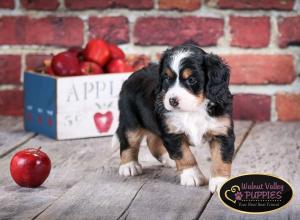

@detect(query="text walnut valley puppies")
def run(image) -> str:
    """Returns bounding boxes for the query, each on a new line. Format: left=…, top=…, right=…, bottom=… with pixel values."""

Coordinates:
left=114, top=44, right=234, bottom=193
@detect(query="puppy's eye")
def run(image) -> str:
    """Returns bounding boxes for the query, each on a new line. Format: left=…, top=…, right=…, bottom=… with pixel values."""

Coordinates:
left=164, top=74, right=170, bottom=81
left=186, top=77, right=197, bottom=85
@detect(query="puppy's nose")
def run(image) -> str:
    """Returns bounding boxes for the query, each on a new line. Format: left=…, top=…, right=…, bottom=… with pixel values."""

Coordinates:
left=169, top=97, right=179, bottom=107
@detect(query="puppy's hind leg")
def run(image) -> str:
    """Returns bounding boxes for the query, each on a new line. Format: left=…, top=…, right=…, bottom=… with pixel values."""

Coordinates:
left=146, top=132, right=176, bottom=168
left=118, top=128, right=144, bottom=176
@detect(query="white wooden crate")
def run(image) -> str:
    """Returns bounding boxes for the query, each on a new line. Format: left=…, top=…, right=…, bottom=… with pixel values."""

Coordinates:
left=24, top=72, right=131, bottom=140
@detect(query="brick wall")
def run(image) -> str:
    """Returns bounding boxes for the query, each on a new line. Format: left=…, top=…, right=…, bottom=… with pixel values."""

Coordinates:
left=0, top=0, right=299, bottom=121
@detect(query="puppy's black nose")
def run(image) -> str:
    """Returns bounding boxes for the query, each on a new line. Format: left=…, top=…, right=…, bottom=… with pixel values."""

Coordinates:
left=169, top=97, right=179, bottom=107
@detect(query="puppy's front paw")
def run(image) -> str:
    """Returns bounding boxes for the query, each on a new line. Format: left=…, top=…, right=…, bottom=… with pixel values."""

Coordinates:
left=180, top=167, right=207, bottom=187
left=209, top=176, right=228, bottom=193
left=159, top=153, right=176, bottom=168
left=119, top=161, right=143, bottom=176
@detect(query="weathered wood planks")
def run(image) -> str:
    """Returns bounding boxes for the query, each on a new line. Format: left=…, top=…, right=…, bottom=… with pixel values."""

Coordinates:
left=118, top=168, right=210, bottom=220
left=0, top=135, right=117, bottom=220
left=33, top=167, right=162, bottom=220
left=35, top=121, right=252, bottom=220
left=0, top=116, right=35, bottom=157
left=199, top=122, right=300, bottom=220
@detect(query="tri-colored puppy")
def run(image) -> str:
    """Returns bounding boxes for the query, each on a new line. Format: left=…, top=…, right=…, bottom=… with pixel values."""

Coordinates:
left=113, top=44, right=235, bottom=192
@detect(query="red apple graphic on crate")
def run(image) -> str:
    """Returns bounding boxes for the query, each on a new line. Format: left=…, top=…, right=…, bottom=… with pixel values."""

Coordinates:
left=94, top=111, right=113, bottom=133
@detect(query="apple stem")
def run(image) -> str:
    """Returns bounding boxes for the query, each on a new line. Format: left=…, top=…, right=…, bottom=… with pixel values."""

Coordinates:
left=37, top=146, right=42, bottom=151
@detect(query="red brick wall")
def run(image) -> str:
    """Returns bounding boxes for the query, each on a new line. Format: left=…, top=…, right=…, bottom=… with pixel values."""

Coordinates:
left=0, top=0, right=299, bottom=121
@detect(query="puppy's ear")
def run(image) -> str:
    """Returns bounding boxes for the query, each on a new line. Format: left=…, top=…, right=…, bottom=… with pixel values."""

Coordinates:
left=155, top=49, right=170, bottom=94
left=204, top=53, right=231, bottom=104
left=158, top=52, right=166, bottom=79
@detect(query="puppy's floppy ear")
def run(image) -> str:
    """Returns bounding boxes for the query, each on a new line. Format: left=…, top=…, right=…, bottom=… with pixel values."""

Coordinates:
left=155, top=49, right=171, bottom=94
left=204, top=53, right=231, bottom=104
left=158, top=52, right=166, bottom=79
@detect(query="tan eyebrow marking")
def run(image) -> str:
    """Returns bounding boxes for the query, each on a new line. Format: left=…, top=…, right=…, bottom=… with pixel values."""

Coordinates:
left=182, top=68, right=193, bottom=80
left=165, top=68, right=174, bottom=78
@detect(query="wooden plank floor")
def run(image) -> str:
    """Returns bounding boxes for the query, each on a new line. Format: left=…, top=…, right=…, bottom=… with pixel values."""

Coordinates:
left=0, top=116, right=299, bottom=220
left=0, top=117, right=35, bottom=158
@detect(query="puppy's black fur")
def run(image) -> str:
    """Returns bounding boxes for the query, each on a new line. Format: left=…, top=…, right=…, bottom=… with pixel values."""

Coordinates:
left=116, top=44, right=234, bottom=164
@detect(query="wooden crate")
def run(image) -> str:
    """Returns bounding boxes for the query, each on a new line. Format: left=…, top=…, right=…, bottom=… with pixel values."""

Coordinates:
left=23, top=72, right=130, bottom=140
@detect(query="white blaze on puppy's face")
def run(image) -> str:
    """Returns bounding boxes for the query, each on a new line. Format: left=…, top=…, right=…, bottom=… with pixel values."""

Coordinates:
left=170, top=50, right=191, bottom=75
left=163, top=50, right=203, bottom=112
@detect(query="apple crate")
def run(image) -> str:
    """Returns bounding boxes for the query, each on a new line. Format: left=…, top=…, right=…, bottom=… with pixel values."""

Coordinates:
left=23, top=72, right=131, bottom=140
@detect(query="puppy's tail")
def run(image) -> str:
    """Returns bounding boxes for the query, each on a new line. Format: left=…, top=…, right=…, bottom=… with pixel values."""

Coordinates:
left=111, top=133, right=120, bottom=149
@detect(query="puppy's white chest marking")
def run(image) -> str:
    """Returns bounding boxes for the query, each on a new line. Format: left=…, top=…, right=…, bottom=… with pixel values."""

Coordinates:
left=165, top=102, right=227, bottom=147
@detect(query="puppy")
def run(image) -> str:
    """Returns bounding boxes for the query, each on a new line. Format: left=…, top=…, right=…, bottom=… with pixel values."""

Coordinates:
left=113, top=44, right=235, bottom=192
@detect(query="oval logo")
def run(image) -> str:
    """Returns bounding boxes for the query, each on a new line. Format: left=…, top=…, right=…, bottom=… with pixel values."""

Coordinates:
left=219, top=174, right=293, bottom=214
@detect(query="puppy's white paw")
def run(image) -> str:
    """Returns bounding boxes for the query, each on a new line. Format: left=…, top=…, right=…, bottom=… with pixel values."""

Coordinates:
left=180, top=167, right=207, bottom=187
left=159, top=153, right=176, bottom=168
left=209, top=176, right=228, bottom=193
left=119, top=161, right=142, bottom=176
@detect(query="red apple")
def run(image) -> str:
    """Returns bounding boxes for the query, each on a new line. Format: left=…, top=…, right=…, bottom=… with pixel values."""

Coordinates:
left=108, top=44, right=125, bottom=59
left=106, top=59, right=134, bottom=73
left=51, top=51, right=81, bottom=76
left=80, top=61, right=104, bottom=75
left=10, top=147, right=51, bottom=188
left=68, top=47, right=84, bottom=61
left=84, top=39, right=111, bottom=66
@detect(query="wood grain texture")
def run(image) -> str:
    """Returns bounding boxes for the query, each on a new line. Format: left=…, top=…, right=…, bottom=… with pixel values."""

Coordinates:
left=119, top=168, right=211, bottom=220
left=0, top=116, right=35, bottom=157
left=199, top=122, right=300, bottom=220
left=35, top=167, right=162, bottom=220
left=35, top=121, right=252, bottom=220
left=0, top=135, right=116, bottom=220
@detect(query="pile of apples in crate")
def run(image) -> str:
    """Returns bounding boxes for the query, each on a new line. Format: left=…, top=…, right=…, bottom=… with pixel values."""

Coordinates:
left=44, top=39, right=134, bottom=76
